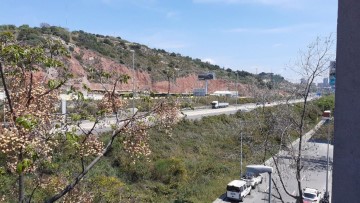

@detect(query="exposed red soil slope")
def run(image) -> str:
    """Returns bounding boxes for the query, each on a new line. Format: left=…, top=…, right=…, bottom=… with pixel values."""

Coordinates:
left=65, top=48, right=252, bottom=96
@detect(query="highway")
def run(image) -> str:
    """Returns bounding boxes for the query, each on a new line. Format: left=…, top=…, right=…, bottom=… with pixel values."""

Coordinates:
left=59, top=97, right=316, bottom=134
left=70, top=97, right=314, bottom=133
left=184, top=98, right=314, bottom=120
left=213, top=120, right=333, bottom=203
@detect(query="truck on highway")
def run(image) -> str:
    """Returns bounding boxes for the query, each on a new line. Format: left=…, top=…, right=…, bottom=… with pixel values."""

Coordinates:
left=211, top=101, right=229, bottom=109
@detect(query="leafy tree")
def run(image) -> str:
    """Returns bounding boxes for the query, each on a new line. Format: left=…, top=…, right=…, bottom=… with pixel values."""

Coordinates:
left=0, top=24, right=16, bottom=31
left=17, top=25, right=45, bottom=45
left=103, top=38, right=113, bottom=46
left=0, top=31, right=180, bottom=202
left=0, top=31, right=70, bottom=202
left=162, top=66, right=177, bottom=95
left=49, top=26, right=70, bottom=43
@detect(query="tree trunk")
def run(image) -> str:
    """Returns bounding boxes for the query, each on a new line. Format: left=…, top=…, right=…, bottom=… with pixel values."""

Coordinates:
left=18, top=151, right=25, bottom=203
left=167, top=78, right=170, bottom=96
left=18, top=173, right=24, bottom=203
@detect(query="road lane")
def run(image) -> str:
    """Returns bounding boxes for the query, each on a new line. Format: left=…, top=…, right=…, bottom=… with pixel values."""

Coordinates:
left=56, top=97, right=316, bottom=134
left=184, top=98, right=315, bottom=120
left=213, top=120, right=333, bottom=203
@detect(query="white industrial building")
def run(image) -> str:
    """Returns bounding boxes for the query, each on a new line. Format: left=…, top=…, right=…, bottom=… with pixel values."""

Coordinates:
left=211, top=91, right=238, bottom=97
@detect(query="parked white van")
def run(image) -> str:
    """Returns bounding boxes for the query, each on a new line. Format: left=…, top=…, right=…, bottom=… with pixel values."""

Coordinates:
left=226, top=180, right=251, bottom=202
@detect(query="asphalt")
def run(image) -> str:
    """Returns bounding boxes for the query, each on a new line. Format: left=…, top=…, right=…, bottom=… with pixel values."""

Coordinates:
left=57, top=97, right=315, bottom=134
left=213, top=120, right=333, bottom=203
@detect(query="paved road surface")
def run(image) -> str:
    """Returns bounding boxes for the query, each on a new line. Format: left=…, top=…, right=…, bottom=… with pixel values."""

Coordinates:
left=184, top=98, right=314, bottom=120
left=60, top=98, right=315, bottom=134
left=213, top=120, right=333, bottom=203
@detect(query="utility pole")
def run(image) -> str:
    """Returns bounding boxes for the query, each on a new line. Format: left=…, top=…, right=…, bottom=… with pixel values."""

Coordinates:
left=240, top=131, right=243, bottom=175
left=324, top=118, right=331, bottom=202
left=205, top=79, right=208, bottom=95
left=321, top=110, right=331, bottom=203
left=240, top=120, right=243, bottom=177
left=235, top=72, right=238, bottom=108
left=130, top=50, right=135, bottom=115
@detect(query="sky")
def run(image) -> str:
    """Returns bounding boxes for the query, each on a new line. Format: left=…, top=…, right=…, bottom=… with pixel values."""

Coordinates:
left=0, top=0, right=338, bottom=82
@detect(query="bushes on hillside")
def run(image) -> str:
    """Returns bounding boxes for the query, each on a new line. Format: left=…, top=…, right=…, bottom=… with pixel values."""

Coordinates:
left=90, top=176, right=125, bottom=202
left=17, top=25, right=45, bottom=45
left=315, top=95, right=335, bottom=112
left=74, top=31, right=116, bottom=57
left=153, top=158, right=188, bottom=184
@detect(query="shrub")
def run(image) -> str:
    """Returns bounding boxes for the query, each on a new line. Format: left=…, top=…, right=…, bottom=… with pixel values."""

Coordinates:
left=153, top=158, right=187, bottom=184
left=50, top=26, right=70, bottom=43
left=103, top=38, right=113, bottom=46
left=91, top=176, right=125, bottom=202
left=315, top=94, right=335, bottom=112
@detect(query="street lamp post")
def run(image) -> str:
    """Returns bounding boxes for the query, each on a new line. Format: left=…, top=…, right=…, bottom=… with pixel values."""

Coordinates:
left=130, top=50, right=135, bottom=115
left=235, top=72, right=238, bottom=109
left=322, top=110, right=331, bottom=202
left=239, top=120, right=244, bottom=177
left=324, top=118, right=330, bottom=202
left=240, top=130, right=243, bottom=176
left=246, top=165, right=273, bottom=203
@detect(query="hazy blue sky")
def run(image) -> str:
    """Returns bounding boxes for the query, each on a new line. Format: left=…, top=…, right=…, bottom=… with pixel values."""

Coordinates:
left=0, top=0, right=337, bottom=82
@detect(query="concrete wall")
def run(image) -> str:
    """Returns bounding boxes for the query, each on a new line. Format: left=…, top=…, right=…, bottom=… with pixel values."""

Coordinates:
left=333, top=1, right=360, bottom=202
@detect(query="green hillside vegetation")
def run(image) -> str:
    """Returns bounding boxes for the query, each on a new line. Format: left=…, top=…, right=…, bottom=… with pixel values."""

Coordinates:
left=0, top=24, right=285, bottom=85
left=0, top=96, right=334, bottom=202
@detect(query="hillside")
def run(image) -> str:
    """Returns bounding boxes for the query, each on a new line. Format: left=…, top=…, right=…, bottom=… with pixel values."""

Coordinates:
left=0, top=24, right=286, bottom=95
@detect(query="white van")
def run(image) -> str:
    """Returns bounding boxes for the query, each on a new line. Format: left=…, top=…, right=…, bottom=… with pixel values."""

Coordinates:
left=226, top=180, right=251, bottom=201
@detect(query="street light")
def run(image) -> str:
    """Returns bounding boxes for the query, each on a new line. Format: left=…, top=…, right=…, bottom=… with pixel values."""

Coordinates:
left=240, top=121, right=248, bottom=178
left=322, top=110, right=331, bottom=202
left=130, top=50, right=135, bottom=115
left=240, top=125, right=243, bottom=176
left=239, top=121, right=249, bottom=176
left=246, top=165, right=273, bottom=203
left=235, top=71, right=238, bottom=109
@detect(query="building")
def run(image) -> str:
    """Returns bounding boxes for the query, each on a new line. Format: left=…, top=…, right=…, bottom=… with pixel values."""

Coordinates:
left=333, top=2, right=359, bottom=202
left=211, top=90, right=238, bottom=97
left=193, top=88, right=206, bottom=96
left=323, top=77, right=329, bottom=87
left=329, top=61, right=336, bottom=90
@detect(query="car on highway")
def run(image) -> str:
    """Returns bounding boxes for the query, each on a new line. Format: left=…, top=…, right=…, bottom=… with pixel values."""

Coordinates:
left=241, top=172, right=263, bottom=189
left=226, top=180, right=251, bottom=202
left=302, top=187, right=322, bottom=203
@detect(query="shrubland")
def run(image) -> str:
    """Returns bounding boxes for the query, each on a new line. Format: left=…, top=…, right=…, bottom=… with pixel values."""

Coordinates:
left=0, top=96, right=334, bottom=202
